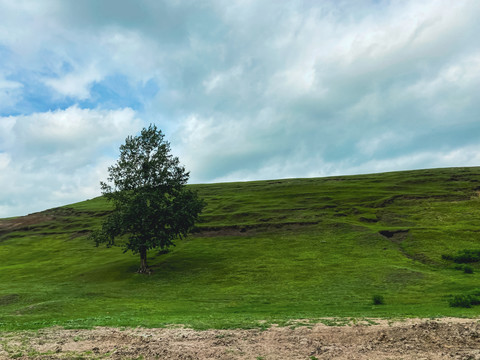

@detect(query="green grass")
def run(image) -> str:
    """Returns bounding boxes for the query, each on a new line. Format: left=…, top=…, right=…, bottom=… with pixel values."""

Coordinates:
left=2, top=167, right=480, bottom=330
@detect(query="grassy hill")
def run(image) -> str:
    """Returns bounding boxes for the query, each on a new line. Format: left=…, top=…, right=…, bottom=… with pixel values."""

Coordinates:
left=1, top=167, right=480, bottom=330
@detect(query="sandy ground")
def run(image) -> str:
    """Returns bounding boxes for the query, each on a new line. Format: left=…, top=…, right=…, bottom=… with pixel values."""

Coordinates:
left=1, top=318, right=480, bottom=359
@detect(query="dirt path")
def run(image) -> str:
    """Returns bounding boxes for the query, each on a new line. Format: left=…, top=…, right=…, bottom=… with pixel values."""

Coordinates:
left=1, top=318, right=480, bottom=359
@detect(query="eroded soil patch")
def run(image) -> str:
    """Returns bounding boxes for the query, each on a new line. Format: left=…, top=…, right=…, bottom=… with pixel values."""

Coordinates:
left=193, top=222, right=319, bottom=237
left=1, top=318, right=480, bottom=359
left=379, top=229, right=410, bottom=242
left=0, top=213, right=54, bottom=239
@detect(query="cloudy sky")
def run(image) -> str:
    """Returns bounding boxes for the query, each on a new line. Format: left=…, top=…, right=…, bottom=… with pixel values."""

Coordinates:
left=1, top=0, right=480, bottom=217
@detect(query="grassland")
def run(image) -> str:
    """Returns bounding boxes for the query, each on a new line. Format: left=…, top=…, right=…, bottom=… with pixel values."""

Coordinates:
left=1, top=167, right=480, bottom=331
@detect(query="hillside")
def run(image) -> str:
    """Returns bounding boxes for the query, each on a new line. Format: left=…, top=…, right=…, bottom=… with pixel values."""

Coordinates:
left=1, top=167, right=480, bottom=331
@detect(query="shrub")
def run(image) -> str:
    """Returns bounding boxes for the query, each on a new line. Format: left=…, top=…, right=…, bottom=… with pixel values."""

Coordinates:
left=453, top=249, right=480, bottom=263
left=471, top=296, right=480, bottom=306
left=454, top=264, right=474, bottom=273
left=372, top=294, right=385, bottom=305
left=442, top=254, right=454, bottom=261
left=442, top=249, right=480, bottom=264
left=449, top=292, right=480, bottom=308
left=449, top=295, right=473, bottom=308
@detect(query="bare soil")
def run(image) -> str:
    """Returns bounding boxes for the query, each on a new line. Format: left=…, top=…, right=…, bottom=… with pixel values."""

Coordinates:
left=2, top=318, right=480, bottom=359
left=0, top=213, right=53, bottom=238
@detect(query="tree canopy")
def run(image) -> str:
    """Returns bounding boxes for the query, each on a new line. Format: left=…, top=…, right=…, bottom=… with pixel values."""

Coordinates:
left=92, top=125, right=205, bottom=273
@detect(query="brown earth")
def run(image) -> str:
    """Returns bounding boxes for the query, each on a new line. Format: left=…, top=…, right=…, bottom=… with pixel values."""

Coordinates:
left=1, top=318, right=480, bottom=359
left=0, top=213, right=53, bottom=238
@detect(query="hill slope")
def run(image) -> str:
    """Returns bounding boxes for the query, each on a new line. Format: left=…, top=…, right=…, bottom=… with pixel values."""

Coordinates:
left=1, top=167, right=480, bottom=330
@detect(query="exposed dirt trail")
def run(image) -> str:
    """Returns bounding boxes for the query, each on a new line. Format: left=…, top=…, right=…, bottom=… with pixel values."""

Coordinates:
left=2, top=318, right=480, bottom=359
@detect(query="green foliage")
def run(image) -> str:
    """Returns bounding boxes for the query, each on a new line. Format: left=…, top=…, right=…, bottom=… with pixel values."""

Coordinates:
left=454, top=250, right=480, bottom=263
left=372, top=295, right=385, bottom=305
left=92, top=125, right=204, bottom=272
left=454, top=264, right=474, bottom=274
left=443, top=249, right=480, bottom=263
left=449, top=295, right=472, bottom=308
left=449, top=289, right=480, bottom=308
left=2, top=167, right=480, bottom=330
left=443, top=249, right=480, bottom=277
left=449, top=290, right=480, bottom=308
left=441, top=254, right=454, bottom=261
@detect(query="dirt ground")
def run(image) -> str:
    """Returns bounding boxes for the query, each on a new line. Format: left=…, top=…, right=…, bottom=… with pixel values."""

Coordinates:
left=1, top=318, right=480, bottom=359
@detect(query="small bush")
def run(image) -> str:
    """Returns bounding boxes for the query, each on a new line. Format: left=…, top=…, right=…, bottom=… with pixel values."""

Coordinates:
left=453, top=249, right=480, bottom=263
left=454, top=264, right=474, bottom=273
left=443, top=249, right=480, bottom=265
left=372, top=294, right=385, bottom=305
left=449, top=295, right=474, bottom=308
left=442, top=254, right=454, bottom=261
left=449, top=292, right=480, bottom=308
left=471, top=297, right=480, bottom=306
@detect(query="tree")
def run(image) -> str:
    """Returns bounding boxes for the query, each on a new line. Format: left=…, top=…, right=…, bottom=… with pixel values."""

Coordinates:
left=92, top=124, right=205, bottom=273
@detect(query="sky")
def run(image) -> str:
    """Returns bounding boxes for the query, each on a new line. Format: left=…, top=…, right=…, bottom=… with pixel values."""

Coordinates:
left=1, top=0, right=480, bottom=218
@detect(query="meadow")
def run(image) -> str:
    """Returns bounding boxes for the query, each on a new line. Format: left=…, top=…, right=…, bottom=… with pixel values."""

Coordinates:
left=1, top=167, right=480, bottom=331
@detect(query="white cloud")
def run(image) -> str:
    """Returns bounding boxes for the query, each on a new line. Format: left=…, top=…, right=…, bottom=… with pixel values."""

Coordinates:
left=97, top=28, right=162, bottom=81
left=0, top=152, right=11, bottom=170
left=344, top=145, right=480, bottom=177
left=0, top=106, right=142, bottom=217
left=9, top=106, right=140, bottom=157
left=44, top=63, right=103, bottom=100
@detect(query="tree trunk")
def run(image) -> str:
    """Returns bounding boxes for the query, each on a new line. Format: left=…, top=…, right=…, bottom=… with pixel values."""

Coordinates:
left=137, top=247, right=151, bottom=274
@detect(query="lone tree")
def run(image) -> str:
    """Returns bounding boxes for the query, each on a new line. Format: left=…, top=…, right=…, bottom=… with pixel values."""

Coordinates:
left=92, top=125, right=205, bottom=273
